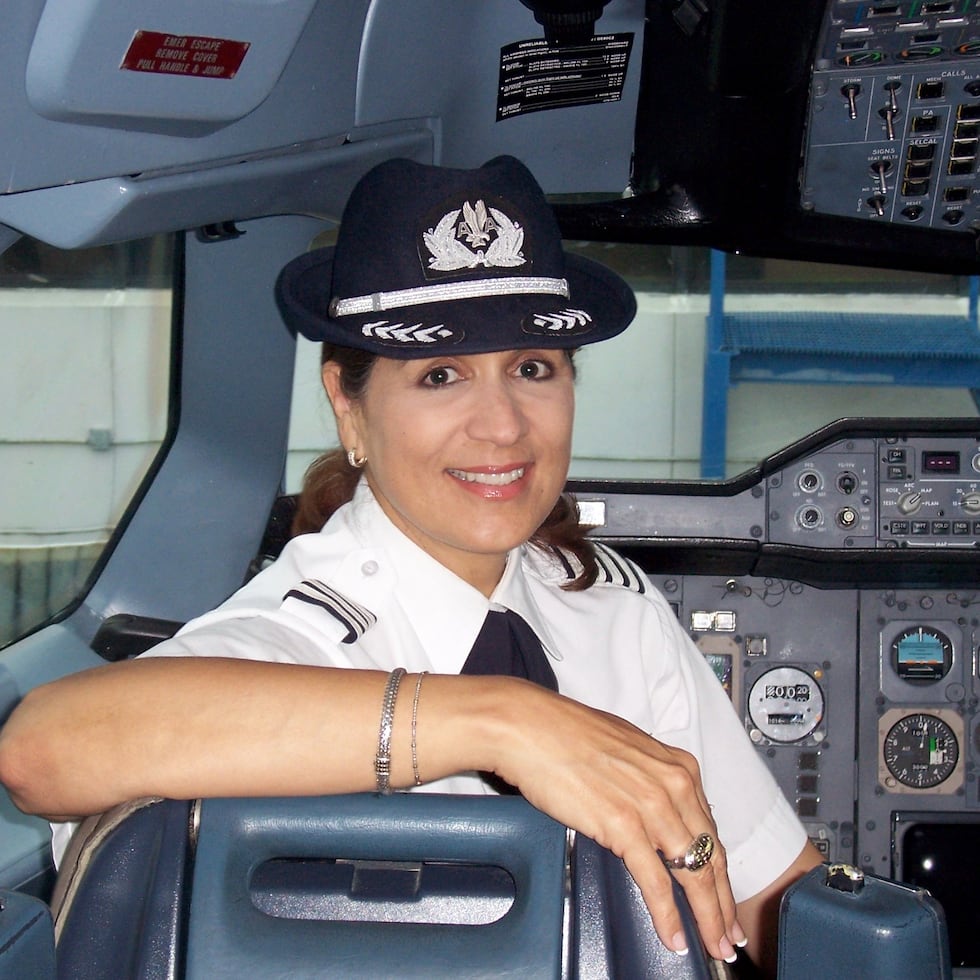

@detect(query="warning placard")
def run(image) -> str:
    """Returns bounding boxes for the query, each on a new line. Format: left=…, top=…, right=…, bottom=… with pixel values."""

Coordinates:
left=120, top=31, right=250, bottom=80
left=497, top=33, right=634, bottom=121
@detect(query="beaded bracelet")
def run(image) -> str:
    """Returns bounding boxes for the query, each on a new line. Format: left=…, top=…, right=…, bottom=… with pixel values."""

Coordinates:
left=411, top=671, right=428, bottom=787
left=375, top=667, right=407, bottom=794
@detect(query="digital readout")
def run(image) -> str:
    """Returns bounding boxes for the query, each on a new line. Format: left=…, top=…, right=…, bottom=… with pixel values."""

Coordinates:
left=767, top=713, right=806, bottom=726
left=765, top=684, right=811, bottom=701
left=921, top=450, right=960, bottom=474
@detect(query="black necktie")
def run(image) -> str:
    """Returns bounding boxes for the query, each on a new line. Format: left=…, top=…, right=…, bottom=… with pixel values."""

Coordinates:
left=460, top=608, right=558, bottom=692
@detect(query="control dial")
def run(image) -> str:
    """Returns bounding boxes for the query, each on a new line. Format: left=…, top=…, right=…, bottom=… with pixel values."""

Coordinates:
left=747, top=666, right=824, bottom=743
left=897, top=491, right=923, bottom=515
left=883, top=713, right=959, bottom=789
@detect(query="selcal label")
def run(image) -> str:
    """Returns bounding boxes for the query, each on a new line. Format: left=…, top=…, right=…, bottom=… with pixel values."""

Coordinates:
left=120, top=31, right=250, bottom=79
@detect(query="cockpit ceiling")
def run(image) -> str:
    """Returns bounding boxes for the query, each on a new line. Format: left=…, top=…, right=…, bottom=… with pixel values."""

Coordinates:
left=1, top=0, right=979, bottom=272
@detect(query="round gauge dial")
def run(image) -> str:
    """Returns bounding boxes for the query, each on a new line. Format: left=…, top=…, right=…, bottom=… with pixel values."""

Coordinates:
left=890, top=625, right=953, bottom=683
left=883, top=713, right=959, bottom=789
left=747, top=666, right=824, bottom=743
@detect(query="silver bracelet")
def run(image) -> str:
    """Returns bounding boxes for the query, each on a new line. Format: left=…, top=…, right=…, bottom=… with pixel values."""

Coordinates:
left=375, top=667, right=407, bottom=794
left=411, top=671, right=428, bottom=787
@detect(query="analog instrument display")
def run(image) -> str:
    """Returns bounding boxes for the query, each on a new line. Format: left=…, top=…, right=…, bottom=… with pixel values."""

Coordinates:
left=890, top=625, right=952, bottom=683
left=883, top=713, right=959, bottom=789
left=747, top=666, right=824, bottom=743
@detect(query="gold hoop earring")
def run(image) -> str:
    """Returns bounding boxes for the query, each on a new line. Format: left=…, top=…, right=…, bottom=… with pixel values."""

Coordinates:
left=347, top=449, right=367, bottom=469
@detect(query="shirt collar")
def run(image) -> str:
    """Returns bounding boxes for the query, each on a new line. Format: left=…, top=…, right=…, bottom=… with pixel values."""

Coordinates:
left=347, top=481, right=491, bottom=672
left=346, top=481, right=563, bottom=668
left=490, top=547, right=564, bottom=664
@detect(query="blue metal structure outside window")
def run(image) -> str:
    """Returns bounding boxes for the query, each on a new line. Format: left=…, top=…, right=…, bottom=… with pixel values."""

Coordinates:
left=701, top=250, right=980, bottom=479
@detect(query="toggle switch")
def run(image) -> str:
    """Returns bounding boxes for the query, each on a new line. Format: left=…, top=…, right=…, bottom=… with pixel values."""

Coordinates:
left=867, top=194, right=887, bottom=215
left=870, top=159, right=892, bottom=194
left=841, top=83, right=861, bottom=119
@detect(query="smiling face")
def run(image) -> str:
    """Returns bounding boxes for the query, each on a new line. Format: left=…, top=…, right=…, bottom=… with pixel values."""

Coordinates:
left=323, top=348, right=575, bottom=596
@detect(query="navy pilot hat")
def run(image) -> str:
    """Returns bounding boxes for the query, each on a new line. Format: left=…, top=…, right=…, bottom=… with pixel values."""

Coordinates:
left=275, top=155, right=636, bottom=357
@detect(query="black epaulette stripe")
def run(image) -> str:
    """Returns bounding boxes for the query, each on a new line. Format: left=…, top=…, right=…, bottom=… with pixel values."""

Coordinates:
left=593, top=543, right=647, bottom=594
left=297, top=579, right=373, bottom=633
left=551, top=546, right=577, bottom=580
left=283, top=579, right=377, bottom=643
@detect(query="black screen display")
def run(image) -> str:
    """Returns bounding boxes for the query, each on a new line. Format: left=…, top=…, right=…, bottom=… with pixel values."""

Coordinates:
left=895, top=817, right=979, bottom=968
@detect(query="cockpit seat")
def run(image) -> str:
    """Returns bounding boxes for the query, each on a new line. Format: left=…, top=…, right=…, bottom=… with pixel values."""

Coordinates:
left=0, top=793, right=957, bottom=978
left=778, top=862, right=952, bottom=979
left=42, top=793, right=715, bottom=979
left=0, top=886, right=55, bottom=977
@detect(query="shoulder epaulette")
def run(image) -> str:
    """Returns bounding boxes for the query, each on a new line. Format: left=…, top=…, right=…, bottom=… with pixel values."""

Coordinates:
left=593, top=542, right=647, bottom=594
left=549, top=545, right=578, bottom=581
left=282, top=579, right=377, bottom=643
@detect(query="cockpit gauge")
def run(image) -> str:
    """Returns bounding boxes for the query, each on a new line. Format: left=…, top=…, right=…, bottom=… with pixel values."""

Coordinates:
left=883, top=713, right=959, bottom=790
left=890, top=625, right=953, bottom=684
left=747, top=666, right=824, bottom=744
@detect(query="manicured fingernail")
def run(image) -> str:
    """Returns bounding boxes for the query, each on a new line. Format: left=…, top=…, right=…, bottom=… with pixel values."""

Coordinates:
left=732, top=923, right=748, bottom=948
left=671, top=933, right=689, bottom=955
left=721, top=938, right=737, bottom=963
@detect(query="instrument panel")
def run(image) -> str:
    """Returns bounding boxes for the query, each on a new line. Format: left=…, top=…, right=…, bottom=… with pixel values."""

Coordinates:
left=802, top=0, right=980, bottom=231
left=770, top=432, right=980, bottom=549
left=572, top=419, right=980, bottom=969
left=652, top=573, right=858, bottom=865
left=649, top=575, right=979, bottom=966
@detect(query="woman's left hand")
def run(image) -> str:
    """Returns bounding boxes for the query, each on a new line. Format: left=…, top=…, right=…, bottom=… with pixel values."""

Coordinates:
left=460, top=677, right=744, bottom=964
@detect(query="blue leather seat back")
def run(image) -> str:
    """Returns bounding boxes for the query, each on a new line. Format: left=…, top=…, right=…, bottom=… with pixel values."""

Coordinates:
left=778, top=863, right=953, bottom=980
left=573, top=833, right=710, bottom=979
left=51, top=794, right=710, bottom=979
left=54, top=798, right=192, bottom=980
left=0, top=888, right=55, bottom=979
left=187, top=794, right=566, bottom=979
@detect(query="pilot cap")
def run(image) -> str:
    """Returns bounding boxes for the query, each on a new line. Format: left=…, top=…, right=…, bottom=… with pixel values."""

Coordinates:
left=275, top=155, right=636, bottom=357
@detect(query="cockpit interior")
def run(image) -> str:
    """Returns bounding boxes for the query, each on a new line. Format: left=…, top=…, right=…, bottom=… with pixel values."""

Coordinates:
left=2, top=0, right=980, bottom=976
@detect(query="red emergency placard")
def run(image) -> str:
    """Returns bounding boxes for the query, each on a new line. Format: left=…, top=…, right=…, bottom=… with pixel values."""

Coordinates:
left=120, top=31, right=250, bottom=79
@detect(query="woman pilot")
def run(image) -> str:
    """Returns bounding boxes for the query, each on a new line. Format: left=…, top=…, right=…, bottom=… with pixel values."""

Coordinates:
left=0, top=154, right=822, bottom=975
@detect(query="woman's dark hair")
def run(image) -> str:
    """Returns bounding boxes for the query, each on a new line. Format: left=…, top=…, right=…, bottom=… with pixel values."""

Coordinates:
left=292, top=343, right=599, bottom=591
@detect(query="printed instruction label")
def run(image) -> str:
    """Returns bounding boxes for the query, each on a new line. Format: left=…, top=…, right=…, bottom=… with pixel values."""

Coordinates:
left=120, top=31, right=250, bottom=79
left=497, top=33, right=633, bottom=121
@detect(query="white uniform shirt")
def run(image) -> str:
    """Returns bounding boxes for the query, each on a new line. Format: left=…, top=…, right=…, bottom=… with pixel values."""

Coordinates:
left=83, top=482, right=805, bottom=902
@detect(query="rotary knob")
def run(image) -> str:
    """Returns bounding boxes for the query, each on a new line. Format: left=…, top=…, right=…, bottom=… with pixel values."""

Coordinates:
left=897, top=491, right=923, bottom=515
left=962, top=492, right=980, bottom=515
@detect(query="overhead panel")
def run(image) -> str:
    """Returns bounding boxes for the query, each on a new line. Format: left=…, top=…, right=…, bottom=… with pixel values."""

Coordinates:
left=802, top=0, right=980, bottom=233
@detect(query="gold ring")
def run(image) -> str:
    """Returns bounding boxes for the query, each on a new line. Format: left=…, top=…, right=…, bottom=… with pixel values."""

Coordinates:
left=664, top=832, right=715, bottom=871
